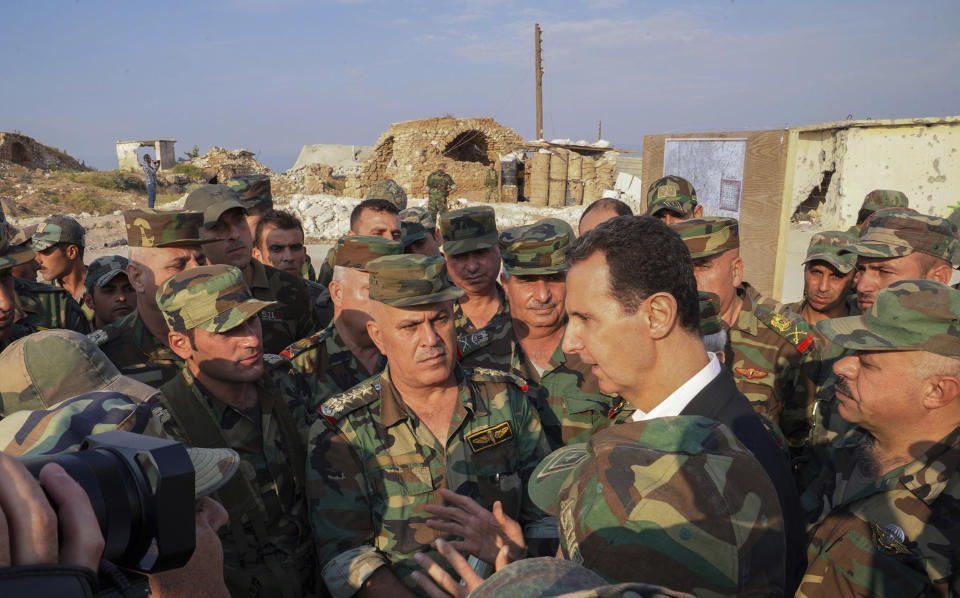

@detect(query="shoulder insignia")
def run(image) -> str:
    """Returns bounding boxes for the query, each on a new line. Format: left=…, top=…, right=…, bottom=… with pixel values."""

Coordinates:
left=320, top=381, right=381, bottom=420
left=608, top=398, right=627, bottom=419
left=280, top=330, right=329, bottom=360
left=869, top=522, right=912, bottom=556
left=760, top=309, right=814, bottom=354
left=457, top=329, right=491, bottom=358
left=464, top=366, right=528, bottom=393
left=735, top=366, right=768, bottom=380
left=465, top=421, right=514, bottom=453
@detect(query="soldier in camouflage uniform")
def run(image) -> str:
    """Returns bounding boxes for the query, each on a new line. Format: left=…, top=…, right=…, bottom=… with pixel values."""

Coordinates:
left=185, top=184, right=316, bottom=353
left=527, top=416, right=787, bottom=595
left=81, top=254, right=136, bottom=329
left=306, top=253, right=550, bottom=597
left=400, top=206, right=440, bottom=256
left=282, top=236, right=402, bottom=408
left=425, top=162, right=456, bottom=221
left=227, top=173, right=274, bottom=239
left=672, top=217, right=816, bottom=447
left=799, top=280, right=960, bottom=597
left=644, top=175, right=702, bottom=224
left=8, top=223, right=40, bottom=281
left=854, top=188, right=909, bottom=231
left=460, top=218, right=632, bottom=449
left=316, top=198, right=403, bottom=287
left=366, top=179, right=408, bottom=211
left=484, top=161, right=499, bottom=203
left=0, top=213, right=50, bottom=350
left=155, top=264, right=319, bottom=597
left=92, top=209, right=211, bottom=386
left=439, top=206, right=510, bottom=337
left=31, top=214, right=88, bottom=311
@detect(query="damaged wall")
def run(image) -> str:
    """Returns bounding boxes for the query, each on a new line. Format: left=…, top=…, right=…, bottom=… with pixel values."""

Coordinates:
left=0, top=132, right=88, bottom=171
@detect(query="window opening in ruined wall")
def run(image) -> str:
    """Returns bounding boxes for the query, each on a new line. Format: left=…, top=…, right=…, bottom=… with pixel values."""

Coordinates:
left=792, top=169, right=835, bottom=223
left=443, top=130, right=489, bottom=163
left=11, top=142, right=30, bottom=167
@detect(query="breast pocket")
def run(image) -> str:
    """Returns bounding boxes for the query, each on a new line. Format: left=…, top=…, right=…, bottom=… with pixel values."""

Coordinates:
left=469, top=426, right=522, bottom=519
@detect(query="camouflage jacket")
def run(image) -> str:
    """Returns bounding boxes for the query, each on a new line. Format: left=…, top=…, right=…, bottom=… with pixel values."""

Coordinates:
left=315, top=246, right=335, bottom=288
left=154, top=361, right=318, bottom=597
left=249, top=259, right=317, bottom=354
left=782, top=293, right=859, bottom=390
left=304, top=278, right=333, bottom=331
left=306, top=364, right=550, bottom=597
left=453, top=282, right=510, bottom=337
left=459, top=320, right=632, bottom=450
left=92, top=310, right=183, bottom=387
left=799, top=425, right=960, bottom=596
left=728, top=282, right=815, bottom=448
left=281, top=321, right=386, bottom=412
left=426, top=170, right=455, bottom=199
left=14, top=277, right=91, bottom=334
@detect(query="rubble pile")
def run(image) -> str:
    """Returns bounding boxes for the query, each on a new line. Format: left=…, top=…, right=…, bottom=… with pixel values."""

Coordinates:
left=188, top=146, right=273, bottom=183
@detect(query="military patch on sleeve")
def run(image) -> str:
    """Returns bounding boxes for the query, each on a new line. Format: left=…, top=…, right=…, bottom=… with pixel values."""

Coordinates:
left=466, top=421, right=514, bottom=453
left=869, top=522, right=912, bottom=556
left=457, top=329, right=491, bottom=358
left=762, top=311, right=814, bottom=354
left=465, top=367, right=529, bottom=393
left=735, top=366, right=768, bottom=380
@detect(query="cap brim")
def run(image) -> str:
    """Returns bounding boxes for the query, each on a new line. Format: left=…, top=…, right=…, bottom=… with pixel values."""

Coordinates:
left=94, top=268, right=128, bottom=288
left=802, top=253, right=855, bottom=274
left=528, top=443, right=589, bottom=516
left=103, top=373, right=160, bottom=404
left=194, top=298, right=277, bottom=333
left=376, top=287, right=464, bottom=307
left=402, top=231, right=426, bottom=246
left=442, top=233, right=499, bottom=256
left=187, top=447, right=241, bottom=497
left=815, top=315, right=900, bottom=352
left=503, top=264, right=569, bottom=276
left=842, top=241, right=908, bottom=258
left=30, top=238, right=56, bottom=251
left=203, top=201, right=247, bottom=227
left=0, top=246, right=37, bottom=271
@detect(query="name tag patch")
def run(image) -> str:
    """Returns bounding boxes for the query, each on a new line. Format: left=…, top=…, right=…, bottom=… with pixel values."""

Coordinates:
left=466, top=421, right=514, bottom=453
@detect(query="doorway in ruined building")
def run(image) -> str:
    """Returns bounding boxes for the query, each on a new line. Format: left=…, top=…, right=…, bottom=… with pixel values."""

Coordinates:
left=11, top=142, right=30, bottom=167
left=443, top=130, right=489, bottom=163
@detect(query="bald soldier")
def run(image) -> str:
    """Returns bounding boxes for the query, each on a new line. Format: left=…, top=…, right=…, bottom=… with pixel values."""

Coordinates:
left=460, top=218, right=633, bottom=449
left=307, top=254, right=550, bottom=597
left=92, top=209, right=211, bottom=386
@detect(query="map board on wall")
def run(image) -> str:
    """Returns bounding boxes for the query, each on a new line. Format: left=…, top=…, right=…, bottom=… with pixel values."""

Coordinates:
left=663, top=139, right=747, bottom=220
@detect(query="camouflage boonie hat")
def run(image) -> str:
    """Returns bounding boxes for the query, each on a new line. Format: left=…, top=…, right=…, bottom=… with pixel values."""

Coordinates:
left=803, top=230, right=859, bottom=274
left=646, top=175, right=698, bottom=217
left=499, top=218, right=574, bottom=276
left=31, top=214, right=85, bottom=251
left=529, top=416, right=785, bottom=595
left=439, top=206, right=498, bottom=256
left=366, top=179, right=407, bottom=211
left=334, top=235, right=403, bottom=270
left=0, top=390, right=240, bottom=498
left=671, top=217, right=740, bottom=259
left=842, top=208, right=957, bottom=262
left=84, top=254, right=130, bottom=294
left=183, top=184, right=246, bottom=227
left=156, top=264, right=276, bottom=333
left=817, top=279, right=960, bottom=359
left=0, top=329, right=157, bottom=415
left=698, top=291, right=723, bottom=336
left=367, top=254, right=464, bottom=307
left=861, top=189, right=909, bottom=215
left=226, top=174, right=273, bottom=211
left=400, top=206, right=435, bottom=231
left=0, top=217, right=37, bottom=272
left=123, top=209, right=213, bottom=248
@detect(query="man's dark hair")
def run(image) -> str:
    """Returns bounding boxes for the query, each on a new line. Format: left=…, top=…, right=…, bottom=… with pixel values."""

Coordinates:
left=567, top=215, right=699, bottom=333
left=350, top=198, right=399, bottom=230
left=578, top=198, right=632, bottom=227
left=254, top=209, right=304, bottom=247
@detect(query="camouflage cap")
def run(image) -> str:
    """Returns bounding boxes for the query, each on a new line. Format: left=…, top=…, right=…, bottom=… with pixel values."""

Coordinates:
left=842, top=208, right=957, bottom=262
left=670, top=217, right=740, bottom=259
left=334, top=235, right=403, bottom=270
left=123, top=209, right=214, bottom=248
left=698, top=291, right=723, bottom=336
left=84, top=254, right=130, bottom=294
left=0, top=329, right=158, bottom=415
left=400, top=206, right=436, bottom=231
left=183, top=184, right=246, bottom=227
left=156, top=264, right=276, bottom=333
left=0, top=390, right=240, bottom=498
left=226, top=174, right=273, bottom=211
left=31, top=214, right=85, bottom=251
left=0, top=218, right=37, bottom=272
left=646, top=175, right=698, bottom=217
left=803, top=230, right=859, bottom=274
left=528, top=416, right=785, bottom=595
left=367, top=254, right=464, bottom=307
left=948, top=207, right=960, bottom=267
left=9, top=223, right=37, bottom=247
left=365, top=179, right=407, bottom=211
left=400, top=221, right=427, bottom=246
left=861, top=189, right=909, bottom=215
left=817, top=279, right=960, bottom=359
left=439, top=206, right=498, bottom=256
left=499, top=218, right=575, bottom=276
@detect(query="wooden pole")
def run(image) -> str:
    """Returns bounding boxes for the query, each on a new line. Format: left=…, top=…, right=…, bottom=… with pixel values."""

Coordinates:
left=535, top=23, right=543, bottom=140
left=598, top=120, right=602, bottom=140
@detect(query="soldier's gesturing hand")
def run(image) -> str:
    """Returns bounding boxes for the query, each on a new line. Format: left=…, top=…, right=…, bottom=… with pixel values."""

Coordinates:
left=411, top=538, right=509, bottom=597
left=424, top=488, right=526, bottom=565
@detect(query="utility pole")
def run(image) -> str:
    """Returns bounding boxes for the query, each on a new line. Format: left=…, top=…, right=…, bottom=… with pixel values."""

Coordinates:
left=535, top=23, right=543, bottom=140
left=598, top=120, right=602, bottom=141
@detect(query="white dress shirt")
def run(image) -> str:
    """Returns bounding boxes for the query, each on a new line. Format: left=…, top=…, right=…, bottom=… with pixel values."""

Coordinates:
left=631, top=354, right=722, bottom=422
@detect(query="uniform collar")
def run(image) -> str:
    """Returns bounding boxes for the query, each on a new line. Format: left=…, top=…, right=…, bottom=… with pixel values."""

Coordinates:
left=733, top=282, right=760, bottom=337
left=378, top=364, right=480, bottom=428
left=249, top=259, right=270, bottom=290
left=900, top=425, right=960, bottom=506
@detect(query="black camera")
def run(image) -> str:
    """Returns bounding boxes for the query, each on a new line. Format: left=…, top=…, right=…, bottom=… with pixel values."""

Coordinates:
left=21, top=430, right=197, bottom=573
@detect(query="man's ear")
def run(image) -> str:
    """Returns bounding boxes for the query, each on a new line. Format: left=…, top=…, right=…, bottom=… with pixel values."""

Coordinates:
left=366, top=319, right=386, bottom=354
left=83, top=291, right=94, bottom=309
left=645, top=292, right=678, bottom=340
left=921, top=375, right=960, bottom=410
left=252, top=246, right=264, bottom=262
left=731, top=255, right=744, bottom=288
left=127, top=262, right=146, bottom=294
left=65, top=244, right=79, bottom=260
left=926, top=262, right=954, bottom=285
left=329, top=280, right=344, bottom=308
left=168, top=331, right=193, bottom=360
left=693, top=205, right=704, bottom=218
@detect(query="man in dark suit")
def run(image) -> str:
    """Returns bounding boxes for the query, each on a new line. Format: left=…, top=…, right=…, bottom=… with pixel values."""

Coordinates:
left=562, top=214, right=805, bottom=592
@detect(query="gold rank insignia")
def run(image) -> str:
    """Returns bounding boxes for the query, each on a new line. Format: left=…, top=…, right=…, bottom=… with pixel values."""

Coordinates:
left=466, top=421, right=514, bottom=453
left=769, top=313, right=791, bottom=333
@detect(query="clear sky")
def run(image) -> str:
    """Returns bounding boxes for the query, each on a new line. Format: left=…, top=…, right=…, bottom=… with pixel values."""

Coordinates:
left=2, top=0, right=958, bottom=171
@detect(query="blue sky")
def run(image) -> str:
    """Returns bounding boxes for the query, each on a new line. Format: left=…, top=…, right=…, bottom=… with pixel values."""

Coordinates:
left=2, top=0, right=958, bottom=171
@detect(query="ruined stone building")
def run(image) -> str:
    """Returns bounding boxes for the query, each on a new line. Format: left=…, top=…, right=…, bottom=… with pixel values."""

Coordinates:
left=0, top=132, right=87, bottom=171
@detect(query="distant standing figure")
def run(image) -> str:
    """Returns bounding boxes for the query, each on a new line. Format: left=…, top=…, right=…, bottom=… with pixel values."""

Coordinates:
left=426, top=162, right=456, bottom=222
left=484, top=161, right=499, bottom=203
left=142, top=153, right=159, bottom=208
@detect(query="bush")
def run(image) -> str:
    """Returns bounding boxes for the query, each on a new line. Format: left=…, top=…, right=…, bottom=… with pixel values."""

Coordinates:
left=169, top=163, right=203, bottom=178
left=68, top=190, right=104, bottom=212
left=69, top=170, right=146, bottom=193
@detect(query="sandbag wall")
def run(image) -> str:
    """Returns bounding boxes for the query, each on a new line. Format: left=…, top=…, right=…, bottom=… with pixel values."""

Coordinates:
left=522, top=148, right=616, bottom=206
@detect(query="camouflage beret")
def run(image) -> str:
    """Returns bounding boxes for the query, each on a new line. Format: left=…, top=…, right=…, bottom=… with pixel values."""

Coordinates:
left=31, top=214, right=85, bottom=251
left=84, top=254, right=130, bottom=294
left=400, top=206, right=435, bottom=230
left=0, top=217, right=37, bottom=272
left=184, top=184, right=246, bottom=227
left=529, top=416, right=785, bottom=595
left=817, top=279, right=960, bottom=360
left=439, top=206, right=498, bottom=256
left=698, top=291, right=723, bottom=336
left=334, top=235, right=403, bottom=270
left=226, top=174, right=273, bottom=211
left=803, top=230, right=859, bottom=274
left=861, top=189, right=909, bottom=214
left=0, top=329, right=157, bottom=415
left=646, top=175, right=697, bottom=217
left=156, top=264, right=276, bottom=333
left=499, top=218, right=574, bottom=276
left=367, top=254, right=464, bottom=307
left=0, top=390, right=240, bottom=498
left=843, top=208, right=957, bottom=262
left=366, top=179, right=408, bottom=211
left=670, top=217, right=740, bottom=259
left=123, top=209, right=212, bottom=248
